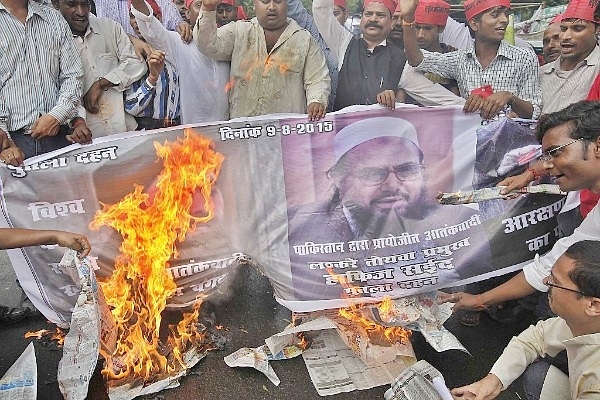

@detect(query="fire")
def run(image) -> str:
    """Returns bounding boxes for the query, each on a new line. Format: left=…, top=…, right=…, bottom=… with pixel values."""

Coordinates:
left=326, top=267, right=411, bottom=346
left=25, top=327, right=66, bottom=346
left=89, top=130, right=224, bottom=383
left=338, top=301, right=411, bottom=346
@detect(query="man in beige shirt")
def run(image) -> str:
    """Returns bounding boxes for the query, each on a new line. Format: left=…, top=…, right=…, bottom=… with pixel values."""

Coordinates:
left=194, top=0, right=330, bottom=120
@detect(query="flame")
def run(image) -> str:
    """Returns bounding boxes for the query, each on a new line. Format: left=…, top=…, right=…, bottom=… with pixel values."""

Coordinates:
left=90, top=129, right=223, bottom=383
left=25, top=327, right=66, bottom=346
left=325, top=267, right=411, bottom=346
left=225, top=56, right=292, bottom=93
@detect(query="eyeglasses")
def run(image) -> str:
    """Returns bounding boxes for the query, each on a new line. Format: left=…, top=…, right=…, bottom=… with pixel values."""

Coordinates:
left=545, top=275, right=588, bottom=297
left=539, top=138, right=583, bottom=163
left=354, top=164, right=424, bottom=186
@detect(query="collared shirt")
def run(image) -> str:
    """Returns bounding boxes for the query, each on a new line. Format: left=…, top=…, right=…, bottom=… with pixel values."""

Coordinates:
left=195, top=12, right=330, bottom=118
left=125, top=60, right=180, bottom=121
left=132, top=4, right=229, bottom=124
left=74, top=15, right=147, bottom=137
left=312, top=0, right=465, bottom=108
left=416, top=41, right=543, bottom=118
left=286, top=0, right=338, bottom=111
left=94, top=0, right=182, bottom=36
left=541, top=45, right=600, bottom=114
left=0, top=0, right=82, bottom=132
left=490, top=317, right=600, bottom=399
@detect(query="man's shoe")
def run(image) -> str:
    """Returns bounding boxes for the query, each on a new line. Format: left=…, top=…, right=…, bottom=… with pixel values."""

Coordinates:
left=0, top=305, right=31, bottom=325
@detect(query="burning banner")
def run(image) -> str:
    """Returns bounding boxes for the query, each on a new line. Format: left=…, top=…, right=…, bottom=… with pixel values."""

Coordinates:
left=0, top=106, right=566, bottom=323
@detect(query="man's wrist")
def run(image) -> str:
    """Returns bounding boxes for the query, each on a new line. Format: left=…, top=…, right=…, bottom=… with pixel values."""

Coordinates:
left=402, top=14, right=415, bottom=24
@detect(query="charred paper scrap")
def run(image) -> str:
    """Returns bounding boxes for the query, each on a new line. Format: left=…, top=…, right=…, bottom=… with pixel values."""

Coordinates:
left=437, top=184, right=566, bottom=205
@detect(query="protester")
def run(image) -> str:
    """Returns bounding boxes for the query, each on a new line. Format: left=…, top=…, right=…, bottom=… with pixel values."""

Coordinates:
left=400, top=0, right=543, bottom=119
left=93, top=0, right=182, bottom=35
left=0, top=227, right=91, bottom=324
left=333, top=0, right=349, bottom=25
left=126, top=0, right=181, bottom=130
left=286, top=0, right=340, bottom=111
left=451, top=240, right=600, bottom=400
left=216, top=0, right=238, bottom=26
left=389, top=2, right=405, bottom=46
left=194, top=0, right=330, bottom=120
left=313, top=0, right=465, bottom=111
left=131, top=0, right=230, bottom=124
left=541, top=15, right=562, bottom=64
left=497, top=0, right=600, bottom=230
left=441, top=101, right=600, bottom=322
left=288, top=116, right=492, bottom=300
left=54, top=0, right=147, bottom=137
left=412, top=0, right=459, bottom=95
left=0, top=0, right=85, bottom=164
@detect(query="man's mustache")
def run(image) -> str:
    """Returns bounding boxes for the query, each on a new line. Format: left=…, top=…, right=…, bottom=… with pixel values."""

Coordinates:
left=365, top=22, right=383, bottom=29
left=370, top=191, right=409, bottom=204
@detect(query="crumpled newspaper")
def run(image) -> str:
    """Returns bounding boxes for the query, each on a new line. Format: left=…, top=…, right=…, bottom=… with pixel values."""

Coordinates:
left=0, top=342, right=37, bottom=400
left=437, top=184, right=566, bottom=205
left=224, top=347, right=281, bottom=385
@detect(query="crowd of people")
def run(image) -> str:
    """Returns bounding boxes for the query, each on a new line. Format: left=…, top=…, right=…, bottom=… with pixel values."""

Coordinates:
left=1, top=0, right=600, bottom=397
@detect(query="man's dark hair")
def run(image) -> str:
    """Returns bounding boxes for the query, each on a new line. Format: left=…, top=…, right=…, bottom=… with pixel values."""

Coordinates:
left=594, top=0, right=600, bottom=23
left=564, top=240, right=600, bottom=298
left=537, top=100, right=600, bottom=143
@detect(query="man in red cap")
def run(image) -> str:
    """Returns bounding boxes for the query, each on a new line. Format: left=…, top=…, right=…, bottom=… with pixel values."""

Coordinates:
left=333, top=0, right=349, bottom=25
left=539, top=0, right=600, bottom=114
left=400, top=0, right=542, bottom=120
left=313, top=0, right=465, bottom=110
left=411, top=0, right=459, bottom=95
left=216, top=0, right=238, bottom=26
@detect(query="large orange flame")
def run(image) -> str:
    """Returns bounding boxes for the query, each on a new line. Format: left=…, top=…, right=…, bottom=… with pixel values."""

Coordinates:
left=90, top=130, right=223, bottom=383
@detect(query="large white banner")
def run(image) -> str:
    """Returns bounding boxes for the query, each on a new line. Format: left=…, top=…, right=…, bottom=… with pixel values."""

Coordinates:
left=0, top=106, right=565, bottom=324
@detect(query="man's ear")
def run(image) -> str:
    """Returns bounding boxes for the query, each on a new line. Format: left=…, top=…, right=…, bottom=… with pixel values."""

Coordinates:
left=467, top=18, right=478, bottom=32
left=585, top=297, right=600, bottom=317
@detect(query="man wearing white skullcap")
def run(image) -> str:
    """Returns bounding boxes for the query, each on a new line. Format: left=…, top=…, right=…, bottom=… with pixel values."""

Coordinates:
left=287, top=116, right=492, bottom=301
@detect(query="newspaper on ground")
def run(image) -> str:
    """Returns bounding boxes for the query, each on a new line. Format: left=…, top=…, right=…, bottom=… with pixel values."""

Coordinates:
left=384, top=360, right=454, bottom=400
left=437, top=184, right=566, bottom=205
left=302, top=329, right=415, bottom=396
left=0, top=342, right=37, bottom=400
left=367, top=293, right=468, bottom=354
left=224, top=347, right=281, bottom=385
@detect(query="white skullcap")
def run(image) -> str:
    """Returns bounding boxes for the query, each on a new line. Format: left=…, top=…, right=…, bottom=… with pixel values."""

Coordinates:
left=334, top=117, right=420, bottom=163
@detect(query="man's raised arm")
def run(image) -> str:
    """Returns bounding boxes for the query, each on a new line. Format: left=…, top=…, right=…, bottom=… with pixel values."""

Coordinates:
left=312, top=0, right=351, bottom=63
left=398, top=0, right=424, bottom=66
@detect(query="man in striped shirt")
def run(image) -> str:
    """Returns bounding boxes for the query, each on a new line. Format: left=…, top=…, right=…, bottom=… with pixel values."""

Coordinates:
left=0, top=0, right=85, bottom=165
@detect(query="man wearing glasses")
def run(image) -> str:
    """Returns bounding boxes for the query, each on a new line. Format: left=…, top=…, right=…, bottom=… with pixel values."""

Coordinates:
left=443, top=100, right=600, bottom=315
left=287, top=116, right=491, bottom=301
left=451, top=240, right=600, bottom=400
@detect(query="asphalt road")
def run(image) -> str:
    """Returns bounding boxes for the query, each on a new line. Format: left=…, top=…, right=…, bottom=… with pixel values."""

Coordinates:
left=0, top=252, right=533, bottom=400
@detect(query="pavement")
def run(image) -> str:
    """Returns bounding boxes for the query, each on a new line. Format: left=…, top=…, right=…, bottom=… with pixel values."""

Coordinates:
left=0, top=251, right=535, bottom=400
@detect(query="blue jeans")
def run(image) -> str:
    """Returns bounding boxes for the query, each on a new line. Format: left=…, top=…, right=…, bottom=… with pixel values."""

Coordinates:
left=10, top=126, right=71, bottom=159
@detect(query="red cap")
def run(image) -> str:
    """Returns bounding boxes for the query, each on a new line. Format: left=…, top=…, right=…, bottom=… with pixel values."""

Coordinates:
left=335, top=0, right=347, bottom=9
left=549, top=12, right=563, bottom=24
left=220, top=0, right=234, bottom=5
left=463, top=0, right=510, bottom=21
left=364, top=0, right=398, bottom=16
left=562, top=0, right=600, bottom=23
left=185, top=0, right=194, bottom=7
left=414, top=0, right=450, bottom=25
left=237, top=5, right=247, bottom=19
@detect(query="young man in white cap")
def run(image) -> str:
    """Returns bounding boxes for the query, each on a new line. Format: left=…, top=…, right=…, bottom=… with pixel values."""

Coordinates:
left=399, top=0, right=542, bottom=119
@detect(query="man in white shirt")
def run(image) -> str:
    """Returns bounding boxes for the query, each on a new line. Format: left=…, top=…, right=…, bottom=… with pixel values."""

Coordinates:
left=131, top=0, right=230, bottom=124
